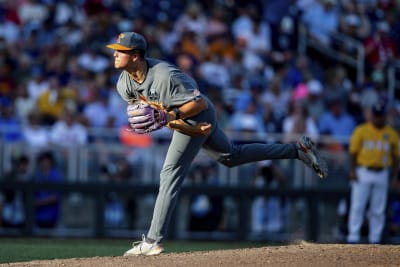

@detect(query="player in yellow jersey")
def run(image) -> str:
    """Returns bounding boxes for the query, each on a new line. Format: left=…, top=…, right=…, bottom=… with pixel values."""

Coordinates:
left=347, top=102, right=399, bottom=244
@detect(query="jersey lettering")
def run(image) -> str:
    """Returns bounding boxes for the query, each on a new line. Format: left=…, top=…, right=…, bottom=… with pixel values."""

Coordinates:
left=362, top=140, right=390, bottom=152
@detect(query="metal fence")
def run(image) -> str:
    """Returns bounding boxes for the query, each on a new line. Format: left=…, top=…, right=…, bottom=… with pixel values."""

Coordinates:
left=1, top=179, right=400, bottom=243
left=1, top=131, right=400, bottom=243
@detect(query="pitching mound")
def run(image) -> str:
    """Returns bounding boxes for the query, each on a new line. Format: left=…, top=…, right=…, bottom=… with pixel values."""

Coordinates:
left=3, top=242, right=400, bottom=267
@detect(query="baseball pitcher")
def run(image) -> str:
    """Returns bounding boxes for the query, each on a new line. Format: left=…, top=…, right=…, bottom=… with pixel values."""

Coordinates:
left=106, top=32, right=328, bottom=256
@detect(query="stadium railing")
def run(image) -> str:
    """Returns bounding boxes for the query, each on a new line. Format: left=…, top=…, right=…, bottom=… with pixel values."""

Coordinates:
left=1, top=129, right=400, bottom=243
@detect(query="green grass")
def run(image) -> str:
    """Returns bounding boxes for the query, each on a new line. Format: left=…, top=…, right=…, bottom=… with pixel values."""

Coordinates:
left=0, top=238, right=265, bottom=264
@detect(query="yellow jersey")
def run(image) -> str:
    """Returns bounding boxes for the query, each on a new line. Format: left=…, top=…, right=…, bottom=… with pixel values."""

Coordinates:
left=349, top=122, right=399, bottom=168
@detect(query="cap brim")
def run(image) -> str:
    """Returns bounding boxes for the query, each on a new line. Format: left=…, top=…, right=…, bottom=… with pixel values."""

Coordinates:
left=106, top=43, right=132, bottom=50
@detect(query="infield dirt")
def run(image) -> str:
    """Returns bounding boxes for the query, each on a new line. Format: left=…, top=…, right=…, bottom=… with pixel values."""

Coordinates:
left=2, top=242, right=400, bottom=267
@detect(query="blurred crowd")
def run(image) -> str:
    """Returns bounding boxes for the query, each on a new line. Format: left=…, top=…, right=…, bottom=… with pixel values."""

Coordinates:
left=0, top=0, right=399, bottom=151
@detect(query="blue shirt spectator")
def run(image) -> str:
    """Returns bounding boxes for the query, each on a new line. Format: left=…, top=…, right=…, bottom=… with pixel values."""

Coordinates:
left=0, top=101, right=23, bottom=143
left=34, top=151, right=63, bottom=228
left=301, top=0, right=339, bottom=45
left=318, top=99, right=356, bottom=146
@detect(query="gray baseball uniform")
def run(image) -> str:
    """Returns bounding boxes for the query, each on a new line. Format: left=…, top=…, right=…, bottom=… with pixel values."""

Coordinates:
left=116, top=58, right=298, bottom=242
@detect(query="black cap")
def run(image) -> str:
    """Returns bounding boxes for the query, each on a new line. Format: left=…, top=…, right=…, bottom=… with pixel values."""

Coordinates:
left=372, top=102, right=386, bottom=116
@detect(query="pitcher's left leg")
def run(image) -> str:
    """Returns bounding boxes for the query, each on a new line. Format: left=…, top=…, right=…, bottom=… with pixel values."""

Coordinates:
left=147, top=131, right=206, bottom=243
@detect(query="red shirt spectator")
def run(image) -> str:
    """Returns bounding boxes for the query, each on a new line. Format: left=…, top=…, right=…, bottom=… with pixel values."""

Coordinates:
left=364, top=22, right=398, bottom=68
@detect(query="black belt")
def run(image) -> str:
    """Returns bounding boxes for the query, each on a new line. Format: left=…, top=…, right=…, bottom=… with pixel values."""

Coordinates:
left=364, top=166, right=385, bottom=172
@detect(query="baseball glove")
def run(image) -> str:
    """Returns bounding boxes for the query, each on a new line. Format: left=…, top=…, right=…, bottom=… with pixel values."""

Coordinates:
left=126, top=96, right=212, bottom=136
left=127, top=101, right=168, bottom=134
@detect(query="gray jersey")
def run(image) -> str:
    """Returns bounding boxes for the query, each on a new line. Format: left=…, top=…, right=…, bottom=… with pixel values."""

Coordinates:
left=116, top=58, right=201, bottom=109
left=115, top=57, right=303, bottom=246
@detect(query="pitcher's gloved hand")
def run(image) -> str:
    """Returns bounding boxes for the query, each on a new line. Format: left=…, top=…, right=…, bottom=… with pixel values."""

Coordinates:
left=127, top=102, right=168, bottom=134
left=127, top=96, right=212, bottom=136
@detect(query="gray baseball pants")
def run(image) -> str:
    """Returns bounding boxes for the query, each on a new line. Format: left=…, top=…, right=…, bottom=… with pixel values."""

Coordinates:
left=146, top=98, right=298, bottom=243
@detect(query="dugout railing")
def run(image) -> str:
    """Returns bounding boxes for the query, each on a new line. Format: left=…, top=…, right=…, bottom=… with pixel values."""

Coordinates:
left=1, top=132, right=400, bottom=243
left=1, top=180, right=400, bottom=243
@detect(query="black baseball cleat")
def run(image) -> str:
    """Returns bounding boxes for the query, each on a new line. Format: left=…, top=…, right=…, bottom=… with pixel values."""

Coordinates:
left=296, top=136, right=328, bottom=179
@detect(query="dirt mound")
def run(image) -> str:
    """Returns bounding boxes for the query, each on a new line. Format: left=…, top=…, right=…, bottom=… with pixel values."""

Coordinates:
left=3, top=242, right=400, bottom=267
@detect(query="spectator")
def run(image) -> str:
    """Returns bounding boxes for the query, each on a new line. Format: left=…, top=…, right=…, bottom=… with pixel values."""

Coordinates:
left=347, top=103, right=399, bottom=244
left=364, top=21, right=399, bottom=70
left=301, top=0, right=339, bottom=45
left=263, top=0, right=292, bottom=37
left=337, top=13, right=364, bottom=55
left=346, top=83, right=365, bottom=125
left=0, top=9, right=20, bottom=45
left=83, top=89, right=112, bottom=129
left=205, top=6, right=229, bottom=39
left=291, top=78, right=310, bottom=102
left=49, top=109, right=88, bottom=147
left=285, top=54, right=313, bottom=89
left=221, top=72, right=245, bottom=114
left=261, top=77, right=291, bottom=122
left=26, top=68, right=49, bottom=103
left=0, top=102, right=23, bottom=143
left=53, top=0, right=86, bottom=26
left=174, top=53, right=197, bottom=78
left=17, top=0, right=49, bottom=27
left=235, top=78, right=266, bottom=113
left=0, top=1, right=20, bottom=25
left=22, top=27, right=44, bottom=62
left=305, top=79, right=325, bottom=123
left=42, top=43, right=72, bottom=85
left=33, top=150, right=63, bottom=229
left=205, top=32, right=239, bottom=68
left=34, top=20, right=58, bottom=50
left=187, top=163, right=224, bottom=232
left=338, top=1, right=371, bottom=41
left=229, top=99, right=265, bottom=139
left=235, top=9, right=272, bottom=73
left=101, top=157, right=137, bottom=229
left=251, top=160, right=287, bottom=233
left=360, top=68, right=388, bottom=115
left=0, top=54, right=16, bottom=100
left=23, top=112, right=50, bottom=150
left=173, top=2, right=207, bottom=50
left=270, top=15, right=298, bottom=62
left=0, top=154, right=32, bottom=228
left=176, top=30, right=204, bottom=63
left=296, top=0, right=318, bottom=11
left=198, top=53, right=231, bottom=89
left=9, top=54, right=33, bottom=86
left=354, top=1, right=372, bottom=39
left=261, top=101, right=284, bottom=134
left=153, top=20, right=179, bottom=58
left=37, top=76, right=75, bottom=125
left=14, top=82, right=35, bottom=124
left=318, top=98, right=356, bottom=149
left=283, top=100, right=320, bottom=143
left=56, top=20, right=84, bottom=50
left=231, top=4, right=257, bottom=41
left=77, top=47, right=109, bottom=74
left=322, top=66, right=352, bottom=109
